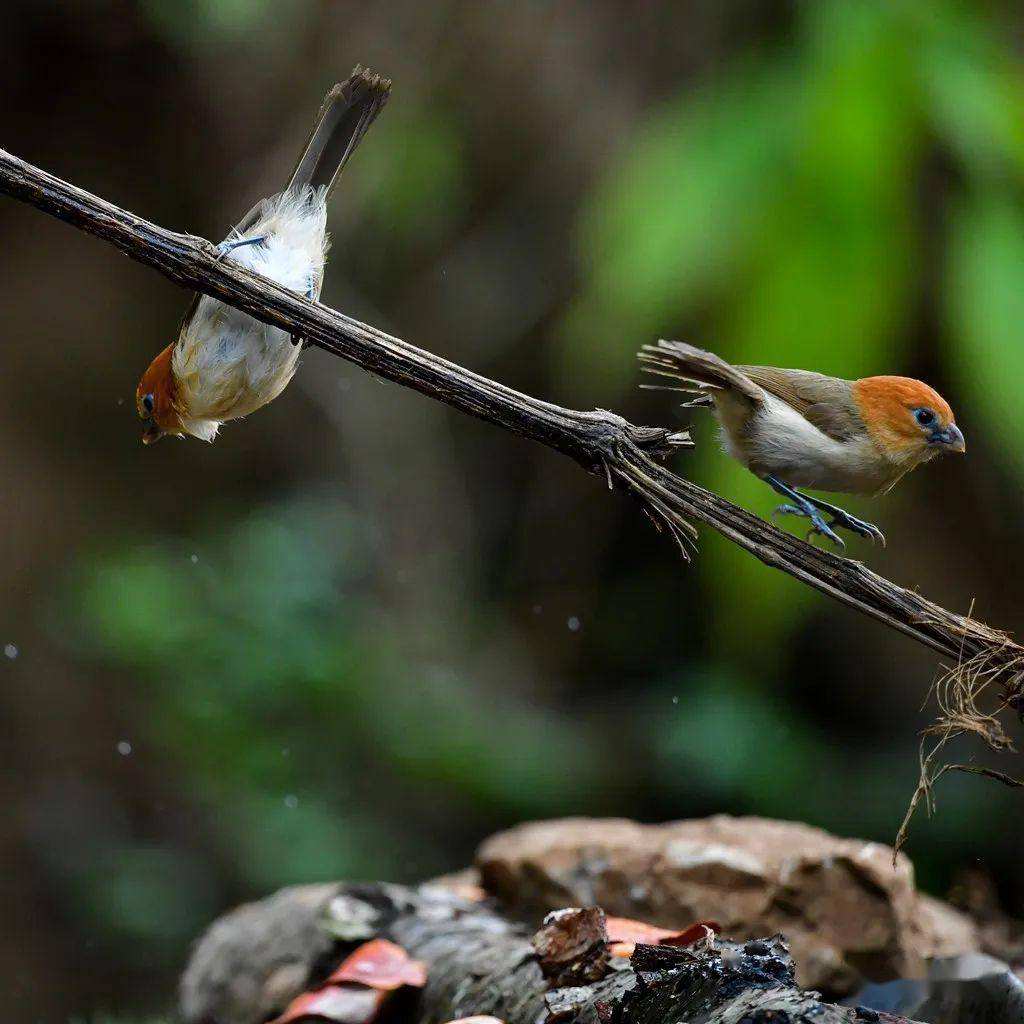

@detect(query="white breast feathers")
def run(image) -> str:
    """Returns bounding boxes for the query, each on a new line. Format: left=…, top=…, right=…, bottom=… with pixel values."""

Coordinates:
left=718, top=394, right=891, bottom=495
left=171, top=187, right=330, bottom=441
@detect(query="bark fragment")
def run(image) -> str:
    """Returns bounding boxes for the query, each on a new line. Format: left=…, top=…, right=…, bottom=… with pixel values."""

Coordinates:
left=533, top=908, right=610, bottom=988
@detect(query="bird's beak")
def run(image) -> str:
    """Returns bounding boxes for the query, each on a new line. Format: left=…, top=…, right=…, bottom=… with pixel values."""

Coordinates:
left=934, top=424, right=966, bottom=453
left=141, top=419, right=165, bottom=445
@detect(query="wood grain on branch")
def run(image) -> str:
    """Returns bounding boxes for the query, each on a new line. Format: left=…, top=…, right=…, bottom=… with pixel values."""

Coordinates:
left=1, top=146, right=1022, bottom=714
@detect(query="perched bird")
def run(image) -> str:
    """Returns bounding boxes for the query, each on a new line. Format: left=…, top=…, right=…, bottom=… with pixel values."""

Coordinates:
left=639, top=340, right=965, bottom=548
left=136, top=67, right=391, bottom=443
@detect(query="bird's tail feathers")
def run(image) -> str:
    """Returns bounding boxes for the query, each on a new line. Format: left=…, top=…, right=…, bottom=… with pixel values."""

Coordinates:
left=286, top=66, right=392, bottom=198
left=638, top=341, right=762, bottom=405
left=638, top=382, right=714, bottom=407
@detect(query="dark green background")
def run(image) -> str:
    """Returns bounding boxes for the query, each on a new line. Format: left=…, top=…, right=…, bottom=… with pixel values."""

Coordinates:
left=0, top=1, right=1021, bottom=1020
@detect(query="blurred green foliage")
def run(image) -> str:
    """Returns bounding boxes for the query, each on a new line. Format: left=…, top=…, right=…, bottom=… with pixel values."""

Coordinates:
left=70, top=498, right=607, bottom=949
left=140, top=0, right=288, bottom=51
left=4, top=0, right=1024, bottom=1020
left=361, top=108, right=470, bottom=256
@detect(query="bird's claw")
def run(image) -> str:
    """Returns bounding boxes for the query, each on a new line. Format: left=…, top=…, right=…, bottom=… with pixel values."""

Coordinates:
left=771, top=504, right=805, bottom=521
left=805, top=511, right=845, bottom=550
left=215, top=234, right=268, bottom=260
left=291, top=274, right=319, bottom=346
left=825, top=509, right=886, bottom=547
left=766, top=477, right=884, bottom=551
left=772, top=502, right=846, bottom=550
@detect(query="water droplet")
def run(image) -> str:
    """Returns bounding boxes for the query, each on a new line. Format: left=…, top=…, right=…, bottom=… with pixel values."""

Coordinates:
left=284, top=794, right=299, bottom=809
left=189, top=554, right=199, bottom=564
left=532, top=604, right=542, bottom=615
left=117, top=741, right=133, bottom=756
left=117, top=397, right=124, bottom=406
left=671, top=696, right=679, bottom=705
left=4, top=643, right=17, bottom=660
left=281, top=747, right=290, bottom=758
left=567, top=616, right=581, bottom=632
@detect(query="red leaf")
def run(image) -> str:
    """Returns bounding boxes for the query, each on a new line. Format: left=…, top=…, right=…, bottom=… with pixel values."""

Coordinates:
left=274, top=986, right=384, bottom=1024
left=273, top=939, right=429, bottom=1023
left=665, top=921, right=720, bottom=948
left=325, top=938, right=428, bottom=991
left=605, top=917, right=679, bottom=946
left=606, top=916, right=721, bottom=958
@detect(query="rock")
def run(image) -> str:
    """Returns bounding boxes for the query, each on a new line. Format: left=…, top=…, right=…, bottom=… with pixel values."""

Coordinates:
left=476, top=816, right=980, bottom=994
left=916, top=893, right=983, bottom=959
left=428, top=867, right=488, bottom=903
left=179, top=883, right=340, bottom=1024
left=948, top=868, right=1024, bottom=973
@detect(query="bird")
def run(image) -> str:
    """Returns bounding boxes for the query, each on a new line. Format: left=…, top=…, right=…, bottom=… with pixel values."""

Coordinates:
left=135, top=67, right=391, bottom=444
left=638, top=340, right=965, bottom=548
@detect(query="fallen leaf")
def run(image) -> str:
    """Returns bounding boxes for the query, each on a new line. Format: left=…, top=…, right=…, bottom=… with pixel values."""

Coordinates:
left=606, top=916, right=720, bottom=958
left=274, top=986, right=383, bottom=1024
left=273, top=939, right=429, bottom=1023
left=605, top=916, right=679, bottom=946
left=325, top=938, right=428, bottom=991
left=666, top=921, right=718, bottom=949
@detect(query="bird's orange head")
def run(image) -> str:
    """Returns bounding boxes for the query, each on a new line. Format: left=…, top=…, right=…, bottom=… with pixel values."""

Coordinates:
left=136, top=343, right=182, bottom=444
left=853, top=376, right=964, bottom=463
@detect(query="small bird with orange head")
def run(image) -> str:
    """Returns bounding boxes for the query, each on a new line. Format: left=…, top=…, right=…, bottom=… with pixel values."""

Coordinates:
left=136, top=67, right=390, bottom=444
left=639, top=341, right=965, bottom=548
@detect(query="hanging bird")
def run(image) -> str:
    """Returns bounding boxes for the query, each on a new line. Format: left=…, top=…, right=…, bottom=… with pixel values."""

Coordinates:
left=136, top=67, right=391, bottom=443
left=639, top=340, right=965, bottom=548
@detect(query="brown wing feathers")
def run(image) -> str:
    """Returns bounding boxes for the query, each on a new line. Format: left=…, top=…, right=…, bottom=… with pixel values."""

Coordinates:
left=639, top=342, right=866, bottom=444
left=737, top=365, right=864, bottom=442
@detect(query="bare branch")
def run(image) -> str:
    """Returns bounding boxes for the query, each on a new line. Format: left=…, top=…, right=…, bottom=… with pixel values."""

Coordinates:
left=1, top=145, right=1022, bottom=721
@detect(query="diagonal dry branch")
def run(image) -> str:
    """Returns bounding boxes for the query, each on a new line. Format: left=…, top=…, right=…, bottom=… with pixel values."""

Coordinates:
left=0, top=146, right=1020, bottom=796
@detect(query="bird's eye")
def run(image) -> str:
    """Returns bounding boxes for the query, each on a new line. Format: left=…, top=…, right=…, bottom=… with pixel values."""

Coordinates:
left=142, top=393, right=154, bottom=415
left=914, top=408, right=935, bottom=427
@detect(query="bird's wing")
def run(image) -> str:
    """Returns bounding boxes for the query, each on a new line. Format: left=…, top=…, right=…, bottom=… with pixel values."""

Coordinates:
left=737, top=366, right=864, bottom=442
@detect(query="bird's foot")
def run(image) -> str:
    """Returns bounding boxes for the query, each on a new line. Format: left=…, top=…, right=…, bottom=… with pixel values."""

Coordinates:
left=821, top=506, right=885, bottom=547
left=772, top=503, right=804, bottom=520
left=772, top=503, right=845, bottom=550
left=291, top=275, right=319, bottom=347
left=805, top=514, right=846, bottom=551
left=215, top=234, right=268, bottom=259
